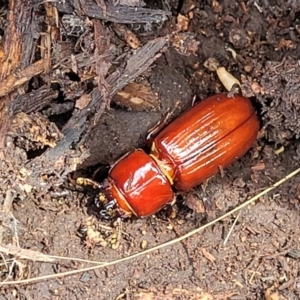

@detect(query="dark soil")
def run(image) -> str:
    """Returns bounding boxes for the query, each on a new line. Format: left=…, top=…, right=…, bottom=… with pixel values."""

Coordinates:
left=0, top=0, right=300, bottom=299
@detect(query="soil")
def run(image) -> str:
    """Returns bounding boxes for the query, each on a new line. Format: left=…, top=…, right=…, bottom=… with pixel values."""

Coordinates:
left=0, top=0, right=300, bottom=299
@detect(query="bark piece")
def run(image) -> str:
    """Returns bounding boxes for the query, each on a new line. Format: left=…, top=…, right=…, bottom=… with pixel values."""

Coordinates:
left=94, top=19, right=111, bottom=101
left=11, top=112, right=62, bottom=150
left=0, top=0, right=40, bottom=154
left=72, top=0, right=171, bottom=24
left=113, top=0, right=146, bottom=6
left=0, top=59, right=48, bottom=98
left=111, top=23, right=141, bottom=49
left=11, top=86, right=59, bottom=114
left=28, top=36, right=168, bottom=185
left=113, top=82, right=159, bottom=111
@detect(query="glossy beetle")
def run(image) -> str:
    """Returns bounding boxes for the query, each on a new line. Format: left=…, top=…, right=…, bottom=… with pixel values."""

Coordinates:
left=77, top=93, right=259, bottom=218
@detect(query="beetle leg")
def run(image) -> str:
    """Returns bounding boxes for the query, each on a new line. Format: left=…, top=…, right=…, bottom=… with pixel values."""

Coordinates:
left=226, top=83, right=241, bottom=99
left=169, top=195, right=177, bottom=206
left=109, top=218, right=122, bottom=249
left=100, top=209, right=113, bottom=219
left=77, top=178, right=116, bottom=217
left=164, top=195, right=178, bottom=218
left=145, top=100, right=181, bottom=147
left=167, top=204, right=178, bottom=219
left=98, top=199, right=117, bottom=218
left=76, top=177, right=104, bottom=190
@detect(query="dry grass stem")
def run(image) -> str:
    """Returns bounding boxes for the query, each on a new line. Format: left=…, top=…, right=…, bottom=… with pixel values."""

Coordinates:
left=0, top=167, right=299, bottom=285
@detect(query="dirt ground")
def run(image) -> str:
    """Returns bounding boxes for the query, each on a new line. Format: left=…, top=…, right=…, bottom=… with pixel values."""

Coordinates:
left=0, top=0, right=300, bottom=299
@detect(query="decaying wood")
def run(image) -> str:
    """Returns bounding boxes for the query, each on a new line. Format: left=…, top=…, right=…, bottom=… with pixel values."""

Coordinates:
left=107, top=36, right=168, bottom=96
left=0, top=59, right=48, bottom=98
left=41, top=3, right=59, bottom=73
left=116, top=0, right=146, bottom=7
left=11, top=86, right=59, bottom=114
left=113, top=82, right=159, bottom=111
left=0, top=96, right=12, bottom=155
left=94, top=20, right=111, bottom=102
left=11, top=112, right=63, bottom=149
left=90, top=36, right=168, bottom=125
left=59, top=0, right=171, bottom=24
left=111, top=23, right=141, bottom=49
left=0, top=0, right=170, bottom=194
left=94, top=0, right=107, bottom=16
left=28, top=36, right=169, bottom=186
left=0, top=1, right=37, bottom=79
left=0, top=0, right=40, bottom=153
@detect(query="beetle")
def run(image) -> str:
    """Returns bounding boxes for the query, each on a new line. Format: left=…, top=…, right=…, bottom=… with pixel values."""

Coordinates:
left=77, top=93, right=259, bottom=218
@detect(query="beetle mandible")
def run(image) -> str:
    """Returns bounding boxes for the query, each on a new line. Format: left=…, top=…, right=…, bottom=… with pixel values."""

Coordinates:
left=77, top=93, right=259, bottom=218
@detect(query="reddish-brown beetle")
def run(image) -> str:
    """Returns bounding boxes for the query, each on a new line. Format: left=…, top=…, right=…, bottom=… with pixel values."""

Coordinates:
left=77, top=93, right=259, bottom=218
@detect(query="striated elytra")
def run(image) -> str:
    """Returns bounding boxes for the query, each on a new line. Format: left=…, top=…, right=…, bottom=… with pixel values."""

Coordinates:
left=81, top=93, right=259, bottom=218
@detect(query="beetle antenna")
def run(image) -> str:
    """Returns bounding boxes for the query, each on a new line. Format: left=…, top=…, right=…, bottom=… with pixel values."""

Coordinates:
left=76, top=177, right=104, bottom=190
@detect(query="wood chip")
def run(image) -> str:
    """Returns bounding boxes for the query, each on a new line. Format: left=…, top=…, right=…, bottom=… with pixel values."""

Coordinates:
left=265, top=285, right=280, bottom=300
left=76, top=94, right=92, bottom=110
left=201, top=247, right=216, bottom=263
left=113, top=82, right=159, bottom=111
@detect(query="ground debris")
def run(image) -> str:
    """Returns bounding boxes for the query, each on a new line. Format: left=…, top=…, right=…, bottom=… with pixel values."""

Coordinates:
left=0, top=0, right=299, bottom=299
left=265, top=285, right=280, bottom=300
left=0, top=244, right=55, bottom=263
left=75, top=0, right=170, bottom=24
left=113, top=81, right=159, bottom=111
left=242, top=56, right=300, bottom=144
left=11, top=112, right=62, bottom=150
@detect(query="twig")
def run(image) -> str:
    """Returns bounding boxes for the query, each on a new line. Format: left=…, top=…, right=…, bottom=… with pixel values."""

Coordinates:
left=0, top=245, right=55, bottom=263
left=223, top=210, right=242, bottom=245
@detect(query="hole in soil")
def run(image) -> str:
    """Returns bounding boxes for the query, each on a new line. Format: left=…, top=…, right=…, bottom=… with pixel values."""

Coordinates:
left=281, top=78, right=287, bottom=86
left=72, top=164, right=110, bottom=185
left=44, top=90, right=74, bottom=129
left=177, top=0, right=185, bottom=12
left=66, top=71, right=80, bottom=82
left=295, top=10, right=300, bottom=20
left=48, top=110, right=73, bottom=130
left=249, top=96, right=264, bottom=123
left=27, top=147, right=49, bottom=159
